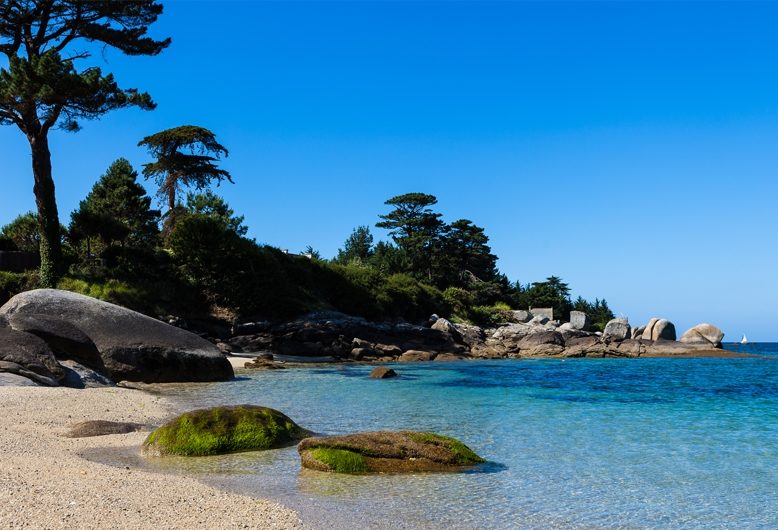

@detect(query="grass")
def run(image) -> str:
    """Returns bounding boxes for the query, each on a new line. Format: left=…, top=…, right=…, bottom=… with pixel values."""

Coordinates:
left=309, top=447, right=369, bottom=473
left=408, top=432, right=486, bottom=465
left=144, top=405, right=310, bottom=456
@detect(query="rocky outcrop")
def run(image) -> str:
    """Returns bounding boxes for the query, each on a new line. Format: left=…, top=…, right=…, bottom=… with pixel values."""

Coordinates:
left=222, top=309, right=729, bottom=364
left=143, top=405, right=312, bottom=456
left=603, top=318, right=631, bottom=341
left=298, top=431, right=485, bottom=473
left=641, top=318, right=676, bottom=341
left=0, top=289, right=233, bottom=383
left=230, top=312, right=467, bottom=361
left=680, top=323, right=724, bottom=348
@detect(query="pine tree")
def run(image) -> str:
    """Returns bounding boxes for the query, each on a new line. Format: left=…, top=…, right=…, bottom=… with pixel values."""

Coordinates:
left=335, top=226, right=374, bottom=264
left=71, top=158, right=160, bottom=250
left=0, top=1, right=170, bottom=285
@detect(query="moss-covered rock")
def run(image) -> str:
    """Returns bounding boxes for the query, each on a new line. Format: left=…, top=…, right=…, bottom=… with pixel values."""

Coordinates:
left=298, top=431, right=485, bottom=474
left=143, top=405, right=311, bottom=456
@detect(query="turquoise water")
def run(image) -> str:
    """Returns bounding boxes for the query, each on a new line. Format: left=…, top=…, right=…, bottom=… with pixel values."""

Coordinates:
left=152, top=345, right=778, bottom=529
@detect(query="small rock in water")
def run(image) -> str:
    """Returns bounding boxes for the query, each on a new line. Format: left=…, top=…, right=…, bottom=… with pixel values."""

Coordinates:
left=369, top=367, right=397, bottom=379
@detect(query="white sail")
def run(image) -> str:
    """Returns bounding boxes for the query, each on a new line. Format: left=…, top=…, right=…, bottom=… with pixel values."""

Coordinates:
left=741, top=334, right=748, bottom=344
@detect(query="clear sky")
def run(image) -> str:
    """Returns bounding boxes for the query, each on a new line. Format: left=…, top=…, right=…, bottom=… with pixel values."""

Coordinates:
left=2, top=1, right=777, bottom=340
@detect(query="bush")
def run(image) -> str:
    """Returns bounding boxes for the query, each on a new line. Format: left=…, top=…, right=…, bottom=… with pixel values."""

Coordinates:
left=57, top=277, right=152, bottom=313
left=468, top=303, right=513, bottom=327
left=0, top=271, right=37, bottom=305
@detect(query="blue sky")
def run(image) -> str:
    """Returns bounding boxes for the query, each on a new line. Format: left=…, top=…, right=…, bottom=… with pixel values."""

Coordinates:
left=2, top=1, right=777, bottom=340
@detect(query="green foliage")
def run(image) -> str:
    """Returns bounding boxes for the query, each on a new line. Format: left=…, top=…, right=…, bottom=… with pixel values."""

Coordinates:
left=377, top=193, right=444, bottom=281
left=436, top=219, right=498, bottom=286
left=334, top=225, right=374, bottom=264
left=513, top=276, right=572, bottom=321
left=184, top=190, right=247, bottom=236
left=143, top=406, right=311, bottom=456
left=0, top=213, right=40, bottom=253
left=309, top=447, right=369, bottom=473
left=0, top=271, right=37, bottom=305
left=376, top=273, right=448, bottom=322
left=70, top=159, right=160, bottom=257
left=467, top=304, right=513, bottom=327
left=57, top=277, right=152, bottom=313
left=139, top=125, right=232, bottom=214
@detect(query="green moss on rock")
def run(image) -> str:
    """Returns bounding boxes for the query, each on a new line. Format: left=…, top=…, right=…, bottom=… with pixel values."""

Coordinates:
left=310, top=447, right=368, bottom=473
left=298, top=431, right=485, bottom=473
left=407, top=432, right=485, bottom=465
left=143, top=405, right=311, bottom=456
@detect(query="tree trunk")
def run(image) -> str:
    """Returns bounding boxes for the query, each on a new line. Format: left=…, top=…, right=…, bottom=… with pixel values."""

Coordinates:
left=29, top=133, right=62, bottom=287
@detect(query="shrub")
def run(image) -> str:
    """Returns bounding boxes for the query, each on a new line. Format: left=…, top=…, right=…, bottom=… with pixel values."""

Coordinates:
left=0, top=271, right=37, bottom=305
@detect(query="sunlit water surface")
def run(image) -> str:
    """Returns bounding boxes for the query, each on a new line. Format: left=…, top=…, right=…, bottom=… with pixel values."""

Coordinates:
left=137, top=343, right=778, bottom=529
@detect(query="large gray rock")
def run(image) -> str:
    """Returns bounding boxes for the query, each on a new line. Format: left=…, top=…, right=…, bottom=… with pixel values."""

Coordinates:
left=430, top=317, right=463, bottom=342
left=679, top=323, right=725, bottom=348
left=530, top=308, right=554, bottom=320
left=5, top=313, right=104, bottom=371
left=568, top=311, right=590, bottom=331
left=603, top=318, right=631, bottom=341
left=509, top=310, right=531, bottom=323
left=641, top=318, right=677, bottom=341
left=0, top=289, right=233, bottom=383
left=0, top=327, right=63, bottom=386
left=516, top=331, right=565, bottom=356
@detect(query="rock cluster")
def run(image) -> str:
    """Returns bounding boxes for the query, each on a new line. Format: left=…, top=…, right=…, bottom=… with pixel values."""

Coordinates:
left=228, top=312, right=467, bottom=362
left=227, top=310, right=725, bottom=361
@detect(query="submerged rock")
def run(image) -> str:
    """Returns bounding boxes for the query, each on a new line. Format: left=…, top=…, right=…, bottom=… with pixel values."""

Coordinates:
left=369, top=367, right=398, bottom=379
left=143, top=405, right=312, bottom=456
left=298, top=431, right=485, bottom=473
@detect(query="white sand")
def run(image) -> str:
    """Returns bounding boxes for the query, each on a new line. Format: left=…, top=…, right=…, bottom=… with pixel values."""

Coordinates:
left=0, top=386, right=305, bottom=529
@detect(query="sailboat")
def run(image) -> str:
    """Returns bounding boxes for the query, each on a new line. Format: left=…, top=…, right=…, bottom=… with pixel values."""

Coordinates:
left=740, top=334, right=748, bottom=345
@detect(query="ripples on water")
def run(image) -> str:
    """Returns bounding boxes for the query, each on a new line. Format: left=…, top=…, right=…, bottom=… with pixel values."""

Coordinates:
left=147, top=344, right=778, bottom=529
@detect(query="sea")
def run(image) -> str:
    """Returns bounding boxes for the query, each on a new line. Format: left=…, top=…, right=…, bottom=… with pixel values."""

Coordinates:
left=138, top=343, right=778, bottom=529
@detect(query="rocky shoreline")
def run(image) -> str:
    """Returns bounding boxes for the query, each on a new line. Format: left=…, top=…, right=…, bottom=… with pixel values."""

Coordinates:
left=220, top=311, right=733, bottom=368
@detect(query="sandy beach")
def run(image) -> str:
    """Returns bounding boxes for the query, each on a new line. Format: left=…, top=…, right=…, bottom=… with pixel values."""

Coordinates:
left=0, top=386, right=305, bottom=529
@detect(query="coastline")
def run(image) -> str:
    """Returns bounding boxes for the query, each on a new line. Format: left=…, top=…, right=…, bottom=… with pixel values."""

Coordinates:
left=0, top=386, right=305, bottom=529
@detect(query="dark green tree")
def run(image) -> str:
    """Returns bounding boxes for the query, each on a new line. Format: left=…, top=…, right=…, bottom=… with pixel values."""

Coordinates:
left=522, top=276, right=573, bottom=321
left=185, top=190, right=247, bottom=236
left=71, top=158, right=160, bottom=249
left=334, top=225, right=374, bottom=264
left=376, top=193, right=444, bottom=281
left=367, top=241, right=408, bottom=275
left=0, top=1, right=170, bottom=285
left=138, top=125, right=232, bottom=218
left=437, top=219, right=498, bottom=286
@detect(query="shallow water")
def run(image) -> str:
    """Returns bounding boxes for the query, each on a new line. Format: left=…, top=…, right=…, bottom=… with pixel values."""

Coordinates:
left=147, top=344, right=778, bottom=529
